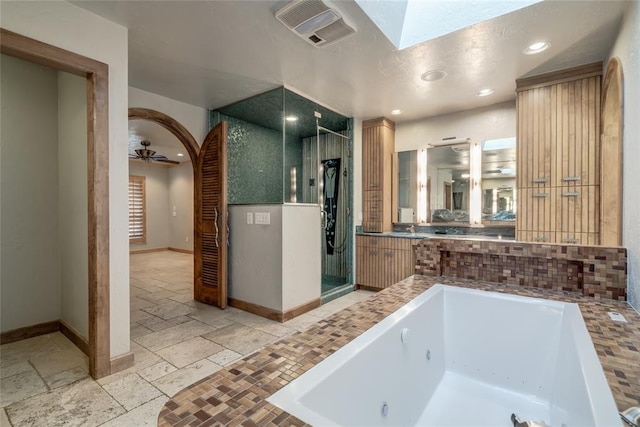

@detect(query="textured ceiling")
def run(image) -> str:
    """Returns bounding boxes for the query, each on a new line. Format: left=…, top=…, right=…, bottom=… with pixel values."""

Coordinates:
left=74, top=0, right=627, bottom=123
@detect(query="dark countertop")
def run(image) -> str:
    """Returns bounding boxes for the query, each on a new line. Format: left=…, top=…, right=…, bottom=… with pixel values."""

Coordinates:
left=357, top=231, right=516, bottom=242
left=158, top=276, right=640, bottom=426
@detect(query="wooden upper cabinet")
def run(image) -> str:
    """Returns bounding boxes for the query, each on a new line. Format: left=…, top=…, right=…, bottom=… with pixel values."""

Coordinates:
left=516, top=62, right=602, bottom=245
left=362, top=117, right=395, bottom=233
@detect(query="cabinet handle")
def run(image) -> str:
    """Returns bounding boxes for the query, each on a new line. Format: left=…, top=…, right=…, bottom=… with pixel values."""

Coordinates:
left=533, top=178, right=549, bottom=183
left=533, top=192, right=549, bottom=198
left=562, top=238, right=580, bottom=243
left=384, top=251, right=393, bottom=257
left=562, top=176, right=581, bottom=182
left=533, top=236, right=548, bottom=242
left=369, top=250, right=378, bottom=256
left=369, top=214, right=379, bottom=220
left=370, top=204, right=380, bottom=209
left=562, top=192, right=580, bottom=197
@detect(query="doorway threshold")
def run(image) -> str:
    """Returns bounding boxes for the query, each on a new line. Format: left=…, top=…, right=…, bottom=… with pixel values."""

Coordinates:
left=321, top=283, right=354, bottom=304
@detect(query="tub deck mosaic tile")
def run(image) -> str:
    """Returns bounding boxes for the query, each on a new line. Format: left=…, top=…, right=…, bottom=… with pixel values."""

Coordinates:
left=158, top=276, right=640, bottom=426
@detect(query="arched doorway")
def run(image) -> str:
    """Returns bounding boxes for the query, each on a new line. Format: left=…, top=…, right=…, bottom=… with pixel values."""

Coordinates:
left=600, top=58, right=623, bottom=246
left=127, top=109, right=228, bottom=308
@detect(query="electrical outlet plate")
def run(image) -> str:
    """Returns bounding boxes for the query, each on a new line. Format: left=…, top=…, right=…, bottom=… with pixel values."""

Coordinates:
left=255, top=212, right=270, bottom=225
left=246, top=212, right=253, bottom=224
left=607, top=311, right=627, bottom=323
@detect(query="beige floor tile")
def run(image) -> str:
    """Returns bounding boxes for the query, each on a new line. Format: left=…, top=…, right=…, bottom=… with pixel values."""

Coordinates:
left=156, top=337, right=223, bottom=368
left=141, top=301, right=195, bottom=320
left=99, top=396, right=167, bottom=427
left=48, top=332, right=77, bottom=350
left=133, top=320, right=215, bottom=352
left=130, top=309, right=154, bottom=323
left=151, top=359, right=221, bottom=397
left=283, top=312, right=322, bottom=332
left=137, top=315, right=192, bottom=332
left=202, top=323, right=278, bottom=355
left=0, top=368, right=47, bottom=408
left=130, top=296, right=157, bottom=311
left=130, top=323, right=153, bottom=339
left=206, top=349, right=242, bottom=366
left=137, top=361, right=177, bottom=382
left=43, top=366, right=88, bottom=389
left=0, top=335, right=61, bottom=366
left=0, top=361, right=32, bottom=380
left=5, top=378, right=124, bottom=427
left=188, top=308, right=234, bottom=325
left=1, top=408, right=10, bottom=426
left=101, top=373, right=162, bottom=411
left=254, top=322, right=298, bottom=338
left=137, top=289, right=180, bottom=302
left=30, top=347, right=88, bottom=378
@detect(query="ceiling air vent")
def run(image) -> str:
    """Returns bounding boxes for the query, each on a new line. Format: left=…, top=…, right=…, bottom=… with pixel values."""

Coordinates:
left=276, top=0, right=356, bottom=47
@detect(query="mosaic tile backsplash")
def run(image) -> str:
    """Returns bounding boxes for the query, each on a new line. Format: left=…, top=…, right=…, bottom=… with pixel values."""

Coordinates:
left=415, top=238, right=627, bottom=300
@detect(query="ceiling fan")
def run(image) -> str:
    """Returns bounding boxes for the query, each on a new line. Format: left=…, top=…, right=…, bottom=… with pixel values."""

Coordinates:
left=129, top=140, right=179, bottom=164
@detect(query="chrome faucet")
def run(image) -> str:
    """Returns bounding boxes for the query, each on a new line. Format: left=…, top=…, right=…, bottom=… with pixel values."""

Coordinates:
left=511, top=414, right=547, bottom=427
left=406, top=225, right=415, bottom=234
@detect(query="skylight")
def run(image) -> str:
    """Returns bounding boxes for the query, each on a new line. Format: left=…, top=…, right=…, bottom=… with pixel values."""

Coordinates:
left=354, top=0, right=543, bottom=50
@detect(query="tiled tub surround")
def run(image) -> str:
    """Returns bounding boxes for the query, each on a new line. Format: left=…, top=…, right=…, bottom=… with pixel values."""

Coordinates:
left=415, top=238, right=627, bottom=301
left=158, top=276, right=640, bottom=426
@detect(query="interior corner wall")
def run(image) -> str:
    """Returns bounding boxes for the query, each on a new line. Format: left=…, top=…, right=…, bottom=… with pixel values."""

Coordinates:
left=0, top=55, right=61, bottom=332
left=58, top=71, right=89, bottom=339
left=128, top=87, right=208, bottom=144
left=169, top=163, right=194, bottom=251
left=608, top=1, right=640, bottom=310
left=1, top=1, right=131, bottom=357
left=129, top=163, right=171, bottom=251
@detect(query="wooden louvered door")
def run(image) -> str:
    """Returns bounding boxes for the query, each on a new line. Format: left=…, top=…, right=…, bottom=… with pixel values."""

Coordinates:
left=195, top=121, right=228, bottom=308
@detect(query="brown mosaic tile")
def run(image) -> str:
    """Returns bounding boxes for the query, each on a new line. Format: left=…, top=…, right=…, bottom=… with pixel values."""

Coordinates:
left=414, top=238, right=627, bottom=300
left=158, top=276, right=639, bottom=426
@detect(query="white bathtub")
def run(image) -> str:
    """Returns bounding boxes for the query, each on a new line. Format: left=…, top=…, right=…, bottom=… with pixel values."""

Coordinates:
left=268, top=285, right=620, bottom=426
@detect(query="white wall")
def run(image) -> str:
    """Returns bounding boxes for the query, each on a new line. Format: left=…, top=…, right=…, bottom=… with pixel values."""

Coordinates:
left=1, top=55, right=61, bottom=332
left=129, top=87, right=208, bottom=144
left=228, top=205, right=283, bottom=311
left=608, top=1, right=640, bottom=310
left=129, top=163, right=171, bottom=251
left=282, top=205, right=321, bottom=311
left=395, top=101, right=516, bottom=152
left=58, top=71, right=89, bottom=339
left=169, top=163, right=194, bottom=251
left=2, top=1, right=130, bottom=357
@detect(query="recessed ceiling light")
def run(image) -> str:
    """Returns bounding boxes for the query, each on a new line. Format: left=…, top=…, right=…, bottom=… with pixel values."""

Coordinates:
left=285, top=115, right=298, bottom=122
left=524, top=41, right=550, bottom=55
left=391, top=109, right=402, bottom=115
left=476, top=88, right=494, bottom=97
left=177, top=153, right=184, bottom=157
left=421, top=69, right=447, bottom=82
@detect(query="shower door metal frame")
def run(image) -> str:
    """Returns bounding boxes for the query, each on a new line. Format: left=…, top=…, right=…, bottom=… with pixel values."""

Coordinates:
left=316, top=120, right=354, bottom=294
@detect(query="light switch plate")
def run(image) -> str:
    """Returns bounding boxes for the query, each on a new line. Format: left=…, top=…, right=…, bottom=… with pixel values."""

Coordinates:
left=246, top=212, right=253, bottom=224
left=255, top=212, right=270, bottom=225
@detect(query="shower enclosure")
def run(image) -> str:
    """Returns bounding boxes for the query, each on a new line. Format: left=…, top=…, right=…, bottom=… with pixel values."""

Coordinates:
left=210, top=87, right=353, bottom=304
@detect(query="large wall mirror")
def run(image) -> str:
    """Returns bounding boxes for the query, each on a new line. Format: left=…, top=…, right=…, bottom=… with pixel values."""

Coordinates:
left=394, top=137, right=516, bottom=226
left=481, top=137, right=516, bottom=224
left=428, top=143, right=470, bottom=223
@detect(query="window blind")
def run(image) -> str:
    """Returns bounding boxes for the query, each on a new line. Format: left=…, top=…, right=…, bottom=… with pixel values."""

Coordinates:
left=129, top=175, right=146, bottom=244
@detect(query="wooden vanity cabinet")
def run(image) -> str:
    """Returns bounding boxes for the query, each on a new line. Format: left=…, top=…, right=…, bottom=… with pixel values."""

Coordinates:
left=356, top=236, right=414, bottom=290
left=516, top=62, right=602, bottom=245
left=362, top=117, right=395, bottom=233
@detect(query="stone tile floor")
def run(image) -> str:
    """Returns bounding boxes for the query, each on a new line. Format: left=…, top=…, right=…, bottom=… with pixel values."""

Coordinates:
left=0, top=251, right=372, bottom=426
